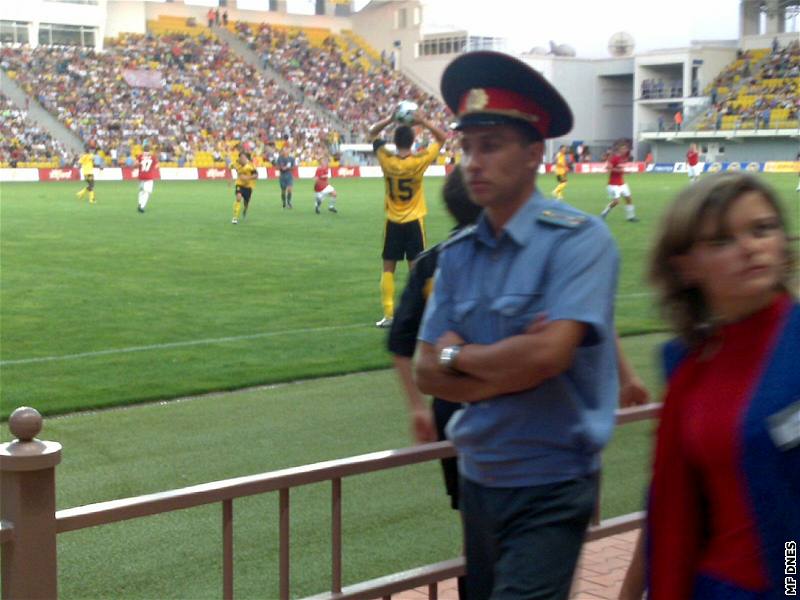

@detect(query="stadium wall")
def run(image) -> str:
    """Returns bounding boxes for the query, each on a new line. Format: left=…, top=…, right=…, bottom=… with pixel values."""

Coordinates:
left=105, top=1, right=148, bottom=37
left=138, top=2, right=352, bottom=34
left=2, top=0, right=106, bottom=29
left=741, top=32, right=799, bottom=52
left=632, top=45, right=738, bottom=158
left=651, top=139, right=800, bottom=163
left=3, top=0, right=108, bottom=50
left=402, top=53, right=450, bottom=100
left=351, top=1, right=422, bottom=78
left=520, top=56, right=635, bottom=157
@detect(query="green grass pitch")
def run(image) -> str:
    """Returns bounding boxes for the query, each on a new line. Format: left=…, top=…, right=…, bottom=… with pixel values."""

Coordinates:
left=0, top=173, right=797, bottom=417
left=1, top=173, right=797, bottom=597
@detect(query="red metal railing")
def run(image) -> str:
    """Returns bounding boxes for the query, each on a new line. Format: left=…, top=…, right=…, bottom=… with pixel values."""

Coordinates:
left=0, top=403, right=660, bottom=599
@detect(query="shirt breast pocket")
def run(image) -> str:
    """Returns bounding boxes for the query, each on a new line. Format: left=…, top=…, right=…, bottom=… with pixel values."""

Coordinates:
left=450, top=299, right=479, bottom=338
left=490, top=293, right=544, bottom=338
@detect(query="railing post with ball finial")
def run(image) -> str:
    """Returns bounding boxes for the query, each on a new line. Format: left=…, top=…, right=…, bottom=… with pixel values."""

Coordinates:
left=1, top=406, right=62, bottom=599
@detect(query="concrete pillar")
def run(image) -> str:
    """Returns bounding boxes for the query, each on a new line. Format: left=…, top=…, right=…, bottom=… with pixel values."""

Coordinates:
left=30, top=20, right=39, bottom=49
left=1, top=407, right=62, bottom=600
left=765, top=0, right=784, bottom=34
left=740, top=0, right=760, bottom=37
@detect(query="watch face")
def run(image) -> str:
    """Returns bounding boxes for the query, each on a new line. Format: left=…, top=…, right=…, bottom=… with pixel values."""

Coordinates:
left=440, top=345, right=459, bottom=368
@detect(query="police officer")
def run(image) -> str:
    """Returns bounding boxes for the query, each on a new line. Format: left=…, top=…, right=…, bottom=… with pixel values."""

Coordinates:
left=415, top=51, right=620, bottom=599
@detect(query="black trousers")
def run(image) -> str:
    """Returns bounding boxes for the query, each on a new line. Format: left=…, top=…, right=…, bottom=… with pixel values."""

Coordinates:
left=460, top=473, right=597, bottom=600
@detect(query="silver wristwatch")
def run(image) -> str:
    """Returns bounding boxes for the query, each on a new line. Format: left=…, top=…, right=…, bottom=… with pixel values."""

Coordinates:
left=438, top=345, right=463, bottom=371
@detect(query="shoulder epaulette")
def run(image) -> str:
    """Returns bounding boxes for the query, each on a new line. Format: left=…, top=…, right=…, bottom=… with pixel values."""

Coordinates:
left=537, top=208, right=588, bottom=229
left=440, top=225, right=477, bottom=249
left=413, top=243, right=440, bottom=264
left=411, top=244, right=441, bottom=279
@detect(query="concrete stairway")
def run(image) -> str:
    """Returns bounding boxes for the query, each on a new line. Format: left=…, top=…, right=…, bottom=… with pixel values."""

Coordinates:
left=340, top=30, right=382, bottom=71
left=1, top=70, right=85, bottom=156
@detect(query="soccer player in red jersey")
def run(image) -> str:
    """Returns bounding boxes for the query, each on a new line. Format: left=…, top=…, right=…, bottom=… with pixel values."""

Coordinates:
left=686, top=143, right=702, bottom=184
left=136, top=141, right=159, bottom=213
left=313, top=158, right=338, bottom=214
left=600, top=142, right=639, bottom=222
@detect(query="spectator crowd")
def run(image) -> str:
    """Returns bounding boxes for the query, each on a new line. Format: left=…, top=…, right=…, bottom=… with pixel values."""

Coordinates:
left=0, top=20, right=460, bottom=167
left=7, top=20, right=795, bottom=166
left=0, top=93, right=74, bottom=167
left=235, top=22, right=452, bottom=139
left=1, top=32, right=344, bottom=167
left=700, top=40, right=800, bottom=130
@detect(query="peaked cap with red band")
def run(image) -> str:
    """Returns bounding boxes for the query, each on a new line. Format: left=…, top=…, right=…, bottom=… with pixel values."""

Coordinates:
left=440, top=51, right=573, bottom=139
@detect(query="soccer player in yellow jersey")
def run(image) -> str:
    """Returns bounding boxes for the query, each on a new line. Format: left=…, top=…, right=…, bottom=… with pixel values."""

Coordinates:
left=76, top=147, right=97, bottom=203
left=231, top=152, right=257, bottom=224
left=552, top=145, right=570, bottom=199
left=368, top=110, right=447, bottom=328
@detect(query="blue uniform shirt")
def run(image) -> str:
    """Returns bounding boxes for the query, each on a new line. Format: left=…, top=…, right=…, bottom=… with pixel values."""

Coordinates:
left=419, top=190, right=620, bottom=487
left=277, top=155, right=295, bottom=179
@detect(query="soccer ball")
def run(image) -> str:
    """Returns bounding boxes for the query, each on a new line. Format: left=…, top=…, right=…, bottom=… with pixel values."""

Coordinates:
left=394, top=100, right=418, bottom=126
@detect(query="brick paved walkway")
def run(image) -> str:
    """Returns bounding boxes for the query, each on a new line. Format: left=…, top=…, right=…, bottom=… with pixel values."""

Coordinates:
left=396, top=529, right=640, bottom=600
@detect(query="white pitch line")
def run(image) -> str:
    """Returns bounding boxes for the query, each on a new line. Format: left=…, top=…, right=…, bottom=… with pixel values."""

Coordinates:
left=1, top=292, right=655, bottom=366
left=0, top=323, right=368, bottom=366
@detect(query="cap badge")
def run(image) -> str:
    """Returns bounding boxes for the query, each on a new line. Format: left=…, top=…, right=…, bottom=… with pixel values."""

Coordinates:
left=465, top=88, right=489, bottom=111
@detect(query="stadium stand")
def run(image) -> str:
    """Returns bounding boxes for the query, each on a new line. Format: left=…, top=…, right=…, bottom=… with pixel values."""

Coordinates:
left=695, top=40, right=800, bottom=130
left=1, top=18, right=457, bottom=167
left=0, top=32, right=341, bottom=167
left=231, top=21, right=453, bottom=142
left=0, top=92, right=74, bottom=168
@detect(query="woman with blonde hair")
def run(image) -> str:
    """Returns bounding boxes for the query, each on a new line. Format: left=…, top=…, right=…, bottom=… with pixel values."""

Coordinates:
left=620, top=173, right=799, bottom=600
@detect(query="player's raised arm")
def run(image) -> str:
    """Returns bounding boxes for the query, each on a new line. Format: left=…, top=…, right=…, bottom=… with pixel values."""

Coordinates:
left=368, top=113, right=395, bottom=141
left=413, top=114, right=447, bottom=146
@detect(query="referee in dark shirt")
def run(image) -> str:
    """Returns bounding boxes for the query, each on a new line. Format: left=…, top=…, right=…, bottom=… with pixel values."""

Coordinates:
left=387, top=165, right=481, bottom=599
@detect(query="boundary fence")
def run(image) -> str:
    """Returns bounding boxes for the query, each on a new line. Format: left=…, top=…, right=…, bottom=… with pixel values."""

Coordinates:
left=0, top=404, right=660, bottom=600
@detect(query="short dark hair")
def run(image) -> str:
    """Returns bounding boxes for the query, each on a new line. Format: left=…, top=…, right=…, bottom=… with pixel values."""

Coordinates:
left=510, top=122, right=543, bottom=144
left=443, top=165, right=482, bottom=228
left=394, top=126, right=414, bottom=150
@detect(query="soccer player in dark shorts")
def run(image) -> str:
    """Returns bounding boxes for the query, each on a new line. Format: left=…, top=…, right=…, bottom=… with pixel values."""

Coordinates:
left=388, top=166, right=482, bottom=600
left=368, top=109, right=448, bottom=328
left=231, top=152, right=257, bottom=224
left=76, top=146, right=97, bottom=203
left=382, top=220, right=425, bottom=263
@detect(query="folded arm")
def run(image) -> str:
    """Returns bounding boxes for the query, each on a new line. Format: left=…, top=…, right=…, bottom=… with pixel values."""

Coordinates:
left=414, top=341, right=503, bottom=403
left=415, top=318, right=586, bottom=402
left=454, top=319, right=587, bottom=393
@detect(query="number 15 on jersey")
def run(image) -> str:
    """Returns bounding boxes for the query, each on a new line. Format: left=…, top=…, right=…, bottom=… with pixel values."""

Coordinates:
left=386, top=177, right=413, bottom=202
